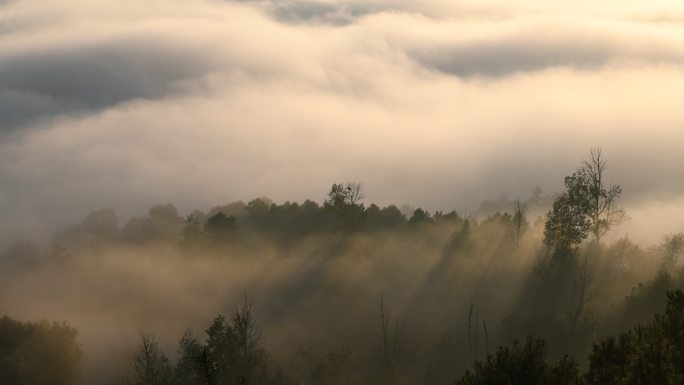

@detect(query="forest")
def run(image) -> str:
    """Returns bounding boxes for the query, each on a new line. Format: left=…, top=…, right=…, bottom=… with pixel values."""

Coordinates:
left=2, top=148, right=684, bottom=385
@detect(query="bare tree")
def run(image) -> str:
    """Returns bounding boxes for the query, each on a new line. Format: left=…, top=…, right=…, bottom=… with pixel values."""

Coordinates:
left=512, top=198, right=529, bottom=245
left=376, top=295, right=401, bottom=373
left=577, top=148, right=625, bottom=244
left=467, top=303, right=473, bottom=365
left=569, top=256, right=597, bottom=331
left=233, top=295, right=262, bottom=362
left=546, top=147, right=625, bottom=250
left=325, top=183, right=365, bottom=210
left=482, top=319, right=489, bottom=357
left=129, top=332, right=172, bottom=385
left=325, top=182, right=367, bottom=228
left=533, top=238, right=552, bottom=266
left=467, top=303, right=486, bottom=363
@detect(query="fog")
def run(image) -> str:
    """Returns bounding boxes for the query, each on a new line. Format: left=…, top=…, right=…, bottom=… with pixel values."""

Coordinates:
left=0, top=192, right=676, bottom=384
left=0, top=219, right=517, bottom=382
left=2, top=1, right=684, bottom=384
left=1, top=0, right=684, bottom=246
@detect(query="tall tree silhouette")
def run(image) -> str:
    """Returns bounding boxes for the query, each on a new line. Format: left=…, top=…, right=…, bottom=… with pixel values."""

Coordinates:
left=545, top=147, right=624, bottom=251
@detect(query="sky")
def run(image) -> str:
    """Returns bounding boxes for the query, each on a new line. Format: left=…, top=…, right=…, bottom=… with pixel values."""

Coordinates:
left=2, top=0, right=684, bottom=245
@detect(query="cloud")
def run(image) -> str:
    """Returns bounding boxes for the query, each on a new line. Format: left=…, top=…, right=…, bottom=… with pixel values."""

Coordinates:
left=256, top=1, right=370, bottom=26
left=412, top=35, right=668, bottom=78
left=390, top=15, right=684, bottom=78
left=1, top=0, right=684, bottom=245
left=0, top=38, right=214, bottom=130
left=0, top=0, right=312, bottom=131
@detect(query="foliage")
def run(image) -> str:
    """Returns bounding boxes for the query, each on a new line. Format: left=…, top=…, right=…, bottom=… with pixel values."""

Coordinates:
left=204, top=212, right=237, bottom=244
left=662, top=232, right=684, bottom=268
left=407, top=208, right=432, bottom=226
left=544, top=191, right=591, bottom=252
left=129, top=332, right=173, bottom=385
left=574, top=148, right=624, bottom=243
left=364, top=204, right=406, bottom=230
left=129, top=297, right=282, bottom=385
left=324, top=182, right=367, bottom=229
left=586, top=290, right=684, bottom=385
left=455, top=337, right=582, bottom=385
left=122, top=204, right=184, bottom=243
left=174, top=330, right=206, bottom=385
left=544, top=148, right=624, bottom=251
left=512, top=199, right=529, bottom=245
left=0, top=316, right=83, bottom=385
left=11, top=162, right=684, bottom=385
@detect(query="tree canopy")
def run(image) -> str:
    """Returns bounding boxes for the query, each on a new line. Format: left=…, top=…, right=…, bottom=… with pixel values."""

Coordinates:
left=0, top=316, right=83, bottom=385
left=545, top=148, right=624, bottom=251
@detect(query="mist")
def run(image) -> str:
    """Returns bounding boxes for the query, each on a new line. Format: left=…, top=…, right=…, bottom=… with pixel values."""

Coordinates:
left=2, top=0, right=684, bottom=245
left=0, top=186, right=679, bottom=384
left=0, top=209, right=550, bottom=382
left=2, top=1, right=684, bottom=384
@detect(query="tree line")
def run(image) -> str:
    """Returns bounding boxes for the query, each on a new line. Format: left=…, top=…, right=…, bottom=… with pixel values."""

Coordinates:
left=3, top=148, right=684, bottom=384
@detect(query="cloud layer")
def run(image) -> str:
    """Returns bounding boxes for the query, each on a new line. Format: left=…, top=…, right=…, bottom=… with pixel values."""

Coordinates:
left=2, top=0, right=684, bottom=244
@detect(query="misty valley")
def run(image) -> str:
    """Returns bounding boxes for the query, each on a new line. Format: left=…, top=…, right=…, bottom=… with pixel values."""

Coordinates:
left=2, top=150, right=684, bottom=385
left=4, top=0, right=684, bottom=383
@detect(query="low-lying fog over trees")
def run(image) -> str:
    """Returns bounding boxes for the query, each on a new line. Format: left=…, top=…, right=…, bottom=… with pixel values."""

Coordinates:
left=3, top=0, right=684, bottom=248
left=2, top=149, right=684, bottom=384
left=3, top=1, right=684, bottom=383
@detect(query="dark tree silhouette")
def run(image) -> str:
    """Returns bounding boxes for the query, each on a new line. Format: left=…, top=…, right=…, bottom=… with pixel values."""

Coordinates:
left=586, top=290, right=684, bottom=385
left=455, top=337, right=582, bottom=385
left=204, top=212, right=237, bottom=244
left=129, top=331, right=172, bottom=385
left=577, top=148, right=625, bottom=244
left=376, top=296, right=402, bottom=373
left=512, top=198, right=529, bottom=245
left=171, top=296, right=281, bottom=385
left=544, top=148, right=624, bottom=251
left=661, top=232, right=684, bottom=268
left=324, top=182, right=367, bottom=229
left=123, top=204, right=184, bottom=243
left=0, top=316, right=83, bottom=385
left=408, top=208, right=432, bottom=226
left=544, top=193, right=591, bottom=253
